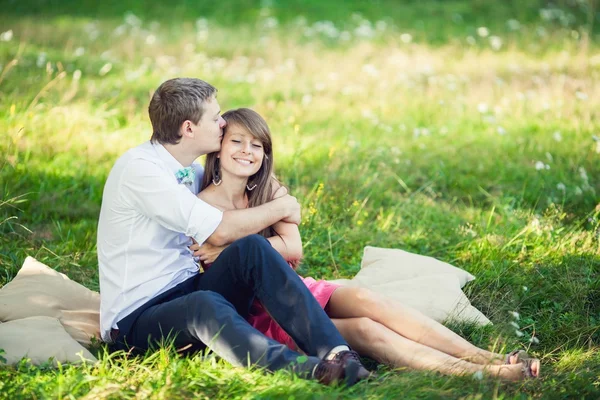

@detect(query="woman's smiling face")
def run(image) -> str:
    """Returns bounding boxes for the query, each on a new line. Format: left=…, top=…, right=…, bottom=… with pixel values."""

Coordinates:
left=218, top=123, right=264, bottom=178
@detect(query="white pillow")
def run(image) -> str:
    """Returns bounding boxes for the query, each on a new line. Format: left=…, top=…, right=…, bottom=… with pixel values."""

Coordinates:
left=359, top=246, right=475, bottom=287
left=328, top=246, right=490, bottom=325
left=0, top=316, right=97, bottom=366
left=0, top=257, right=101, bottom=346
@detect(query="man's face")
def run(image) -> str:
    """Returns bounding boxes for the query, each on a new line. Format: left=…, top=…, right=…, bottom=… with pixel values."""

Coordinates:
left=191, top=97, right=226, bottom=155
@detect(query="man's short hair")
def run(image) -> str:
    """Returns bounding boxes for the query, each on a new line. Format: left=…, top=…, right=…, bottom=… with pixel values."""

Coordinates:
left=148, top=78, right=217, bottom=144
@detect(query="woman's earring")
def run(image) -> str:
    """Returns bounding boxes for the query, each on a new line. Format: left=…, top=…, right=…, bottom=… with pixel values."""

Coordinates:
left=246, top=183, right=257, bottom=191
left=212, top=160, right=222, bottom=186
left=212, top=171, right=222, bottom=186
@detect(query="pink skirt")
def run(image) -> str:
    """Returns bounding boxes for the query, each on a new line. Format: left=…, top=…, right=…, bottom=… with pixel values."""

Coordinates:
left=247, top=277, right=341, bottom=350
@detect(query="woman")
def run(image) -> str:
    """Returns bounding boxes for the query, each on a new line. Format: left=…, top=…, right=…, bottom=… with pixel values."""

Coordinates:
left=194, top=108, right=540, bottom=380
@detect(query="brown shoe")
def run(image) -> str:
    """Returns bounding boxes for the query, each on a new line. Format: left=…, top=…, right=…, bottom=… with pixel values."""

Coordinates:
left=332, top=350, right=373, bottom=381
left=312, top=358, right=360, bottom=386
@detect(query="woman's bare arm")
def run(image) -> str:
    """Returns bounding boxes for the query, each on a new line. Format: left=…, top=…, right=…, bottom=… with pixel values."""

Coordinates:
left=267, top=220, right=303, bottom=267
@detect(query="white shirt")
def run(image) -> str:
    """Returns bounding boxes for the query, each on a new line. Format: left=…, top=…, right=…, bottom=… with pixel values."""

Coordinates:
left=97, top=141, right=223, bottom=342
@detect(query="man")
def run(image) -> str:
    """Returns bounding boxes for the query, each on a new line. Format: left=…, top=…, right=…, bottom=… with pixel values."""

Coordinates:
left=97, top=77, right=370, bottom=386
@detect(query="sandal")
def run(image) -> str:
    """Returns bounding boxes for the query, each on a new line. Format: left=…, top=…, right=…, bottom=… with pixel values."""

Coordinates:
left=520, top=357, right=540, bottom=378
left=505, top=349, right=530, bottom=365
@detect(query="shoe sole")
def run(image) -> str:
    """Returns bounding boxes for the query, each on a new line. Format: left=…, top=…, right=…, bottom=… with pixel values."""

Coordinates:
left=343, top=360, right=361, bottom=387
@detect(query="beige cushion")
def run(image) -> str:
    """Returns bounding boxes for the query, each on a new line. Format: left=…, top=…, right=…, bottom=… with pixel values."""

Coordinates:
left=329, top=246, right=490, bottom=325
left=0, top=316, right=97, bottom=366
left=0, top=257, right=100, bottom=346
left=358, top=246, right=475, bottom=287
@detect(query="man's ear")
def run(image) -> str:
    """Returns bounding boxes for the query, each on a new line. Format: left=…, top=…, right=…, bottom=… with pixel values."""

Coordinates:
left=181, top=120, right=194, bottom=138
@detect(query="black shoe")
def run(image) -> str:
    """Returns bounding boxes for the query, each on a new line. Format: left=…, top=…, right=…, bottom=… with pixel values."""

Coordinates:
left=332, top=350, right=373, bottom=381
left=312, top=358, right=360, bottom=386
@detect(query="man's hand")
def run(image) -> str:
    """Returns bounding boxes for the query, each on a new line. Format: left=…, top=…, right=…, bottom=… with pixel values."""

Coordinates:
left=276, top=194, right=301, bottom=225
left=190, top=241, right=228, bottom=264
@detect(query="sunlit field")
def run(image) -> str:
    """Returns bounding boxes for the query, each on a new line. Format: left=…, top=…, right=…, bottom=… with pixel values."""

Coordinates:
left=1, top=0, right=599, bottom=398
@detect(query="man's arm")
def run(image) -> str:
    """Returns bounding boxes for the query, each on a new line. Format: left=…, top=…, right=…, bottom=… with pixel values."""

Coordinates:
left=120, top=158, right=223, bottom=245
left=206, top=192, right=301, bottom=246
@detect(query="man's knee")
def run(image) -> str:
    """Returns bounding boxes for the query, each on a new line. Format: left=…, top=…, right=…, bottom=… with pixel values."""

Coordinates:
left=187, top=290, right=234, bottom=318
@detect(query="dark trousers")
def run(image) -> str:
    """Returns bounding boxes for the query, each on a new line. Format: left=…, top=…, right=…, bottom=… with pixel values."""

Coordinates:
left=112, top=234, right=348, bottom=375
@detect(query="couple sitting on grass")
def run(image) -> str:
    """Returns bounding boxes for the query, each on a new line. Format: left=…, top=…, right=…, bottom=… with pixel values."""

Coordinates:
left=98, top=77, right=540, bottom=386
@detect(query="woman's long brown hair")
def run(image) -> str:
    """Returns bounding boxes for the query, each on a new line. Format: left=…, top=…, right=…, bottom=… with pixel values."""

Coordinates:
left=201, top=108, right=280, bottom=239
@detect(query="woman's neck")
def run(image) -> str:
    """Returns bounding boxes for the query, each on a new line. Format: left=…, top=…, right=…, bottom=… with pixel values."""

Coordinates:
left=211, top=172, right=248, bottom=210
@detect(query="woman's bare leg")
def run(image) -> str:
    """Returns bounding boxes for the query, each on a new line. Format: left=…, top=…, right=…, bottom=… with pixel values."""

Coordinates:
left=327, top=287, right=507, bottom=365
left=332, top=317, right=529, bottom=380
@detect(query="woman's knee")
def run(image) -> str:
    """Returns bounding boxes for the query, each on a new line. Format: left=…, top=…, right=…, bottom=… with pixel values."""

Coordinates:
left=350, top=317, right=387, bottom=346
left=350, top=287, right=386, bottom=310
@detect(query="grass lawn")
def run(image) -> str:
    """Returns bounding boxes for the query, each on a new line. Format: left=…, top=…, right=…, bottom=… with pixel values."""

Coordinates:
left=1, top=0, right=599, bottom=398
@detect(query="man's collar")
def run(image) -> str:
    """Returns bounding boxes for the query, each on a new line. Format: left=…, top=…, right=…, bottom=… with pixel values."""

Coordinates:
left=152, top=142, right=185, bottom=175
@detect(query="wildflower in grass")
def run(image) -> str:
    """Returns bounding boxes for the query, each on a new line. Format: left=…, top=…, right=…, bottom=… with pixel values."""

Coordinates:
left=400, top=33, right=412, bottom=43
left=477, top=27, right=489, bottom=37
left=74, top=47, right=85, bottom=57
left=354, top=23, right=374, bottom=39
left=536, top=26, right=547, bottom=37
left=489, top=36, right=503, bottom=50
left=113, top=25, right=127, bottom=36
left=473, top=370, right=484, bottom=380
left=99, top=63, right=113, bottom=76
left=515, top=330, right=524, bottom=337
left=553, top=131, right=562, bottom=141
left=0, top=30, right=13, bottom=42
left=522, top=286, right=528, bottom=292
left=509, top=311, right=520, bottom=320
left=196, top=18, right=208, bottom=30
left=507, top=19, right=521, bottom=30
left=263, top=17, right=278, bottom=29
left=36, top=52, right=47, bottom=68
left=557, top=183, right=566, bottom=191
left=294, top=16, right=307, bottom=26
left=314, top=21, right=339, bottom=38
left=535, top=161, right=549, bottom=170
left=579, top=167, right=589, bottom=182
left=376, top=20, right=387, bottom=31
left=124, top=12, right=142, bottom=27
left=362, top=64, right=379, bottom=77
left=530, top=337, right=540, bottom=344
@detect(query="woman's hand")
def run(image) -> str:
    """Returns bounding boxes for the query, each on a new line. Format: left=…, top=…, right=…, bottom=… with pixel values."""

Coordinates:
left=190, top=240, right=228, bottom=264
